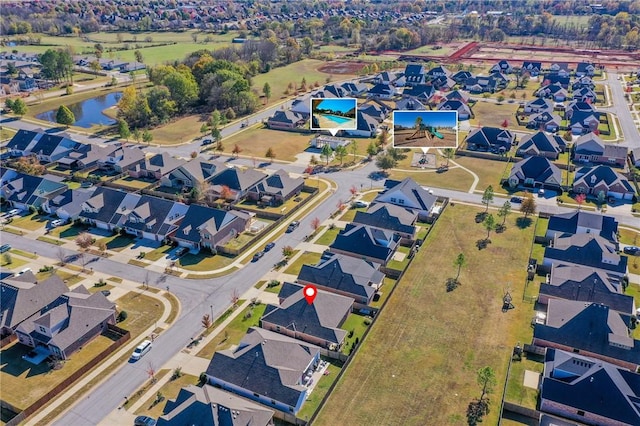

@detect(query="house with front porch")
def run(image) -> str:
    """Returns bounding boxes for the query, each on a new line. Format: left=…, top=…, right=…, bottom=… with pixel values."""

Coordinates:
left=573, top=133, right=627, bottom=166
left=464, top=126, right=515, bottom=153
left=246, top=169, right=304, bottom=207
left=79, top=187, right=139, bottom=231
left=507, top=156, right=562, bottom=191
left=122, top=195, right=188, bottom=242
left=172, top=204, right=250, bottom=252
left=161, top=159, right=225, bottom=192
left=572, top=165, right=635, bottom=201
left=266, top=110, right=307, bottom=131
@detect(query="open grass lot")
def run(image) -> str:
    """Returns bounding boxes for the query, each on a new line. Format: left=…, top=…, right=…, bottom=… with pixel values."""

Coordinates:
left=315, top=226, right=342, bottom=246
left=196, top=303, right=267, bottom=359
left=470, top=102, right=522, bottom=129
left=0, top=256, right=28, bottom=270
left=109, top=176, right=155, bottom=190
left=134, top=373, right=199, bottom=418
left=116, top=293, right=164, bottom=337
left=619, top=227, right=640, bottom=245
left=9, top=213, right=48, bottom=231
left=389, top=167, right=474, bottom=192
left=178, top=251, right=235, bottom=272
left=314, top=204, right=536, bottom=426
left=455, top=156, right=514, bottom=192
left=150, top=113, right=210, bottom=145
left=0, top=336, right=112, bottom=411
left=219, top=126, right=315, bottom=162
left=284, top=251, right=323, bottom=276
left=252, top=59, right=352, bottom=106
left=401, top=44, right=457, bottom=56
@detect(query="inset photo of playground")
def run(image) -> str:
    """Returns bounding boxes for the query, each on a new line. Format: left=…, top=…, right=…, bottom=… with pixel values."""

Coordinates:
left=310, top=98, right=357, bottom=130
left=392, top=110, right=458, bottom=149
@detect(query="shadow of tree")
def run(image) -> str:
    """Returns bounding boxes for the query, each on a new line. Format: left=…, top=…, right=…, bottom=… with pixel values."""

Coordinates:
left=495, top=224, right=506, bottom=234
left=445, top=277, right=460, bottom=292
left=516, top=217, right=533, bottom=229
left=475, top=212, right=487, bottom=223
left=476, top=239, right=491, bottom=250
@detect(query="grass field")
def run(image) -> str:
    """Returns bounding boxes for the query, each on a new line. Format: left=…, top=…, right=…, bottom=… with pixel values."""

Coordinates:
left=314, top=204, right=536, bottom=426
left=389, top=167, right=474, bottom=192
left=454, top=156, right=514, bottom=192
left=470, top=102, right=521, bottom=129
left=0, top=127, right=17, bottom=142
left=178, top=251, right=235, bottom=272
left=218, top=126, right=315, bottom=162
left=116, top=292, right=165, bottom=337
left=284, top=251, right=323, bottom=276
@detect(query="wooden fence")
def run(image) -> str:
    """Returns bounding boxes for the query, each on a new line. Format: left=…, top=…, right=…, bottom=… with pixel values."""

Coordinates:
left=0, top=334, right=16, bottom=349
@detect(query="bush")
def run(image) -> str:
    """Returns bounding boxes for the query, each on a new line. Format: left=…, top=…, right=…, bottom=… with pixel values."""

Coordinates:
left=267, top=280, right=280, bottom=288
left=348, top=329, right=354, bottom=338
left=117, top=310, right=128, bottom=322
left=363, top=317, right=372, bottom=326
left=171, top=367, right=183, bottom=380
left=199, top=372, right=208, bottom=385
left=94, top=278, right=107, bottom=287
left=39, top=265, right=54, bottom=273
left=244, top=309, right=253, bottom=319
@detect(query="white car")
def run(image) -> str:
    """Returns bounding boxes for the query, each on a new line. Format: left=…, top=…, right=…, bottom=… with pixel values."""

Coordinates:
left=6, top=208, right=20, bottom=217
left=51, top=219, right=65, bottom=227
left=131, top=340, right=152, bottom=361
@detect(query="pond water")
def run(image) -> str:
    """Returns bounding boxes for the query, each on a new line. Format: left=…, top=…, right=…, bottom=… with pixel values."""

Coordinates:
left=36, top=92, right=122, bottom=128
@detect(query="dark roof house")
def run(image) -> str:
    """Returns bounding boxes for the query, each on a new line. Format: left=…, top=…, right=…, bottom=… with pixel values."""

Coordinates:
left=516, top=131, right=566, bottom=160
left=329, top=223, right=400, bottom=266
left=374, top=177, right=437, bottom=220
left=353, top=202, right=418, bottom=239
left=546, top=211, right=618, bottom=244
left=507, top=156, right=562, bottom=190
left=464, top=126, right=515, bottom=153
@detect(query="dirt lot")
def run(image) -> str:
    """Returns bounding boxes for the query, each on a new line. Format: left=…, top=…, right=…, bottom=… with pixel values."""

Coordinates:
left=318, top=61, right=367, bottom=75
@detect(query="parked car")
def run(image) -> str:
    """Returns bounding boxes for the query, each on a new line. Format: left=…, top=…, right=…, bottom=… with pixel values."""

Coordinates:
left=252, top=251, right=264, bottom=262
left=6, top=208, right=20, bottom=217
left=101, top=290, right=111, bottom=297
left=623, top=246, right=640, bottom=256
left=0, top=244, right=11, bottom=253
left=352, top=200, right=370, bottom=208
left=175, top=247, right=188, bottom=257
left=264, top=242, right=276, bottom=252
left=134, top=415, right=157, bottom=426
left=131, top=340, right=152, bottom=361
left=80, top=181, right=94, bottom=188
left=51, top=219, right=65, bottom=227
left=286, top=221, right=300, bottom=233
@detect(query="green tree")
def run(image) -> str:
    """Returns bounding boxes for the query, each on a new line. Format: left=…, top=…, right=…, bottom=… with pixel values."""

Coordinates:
left=477, top=366, right=497, bottom=401
left=117, top=119, right=131, bottom=141
left=377, top=127, right=389, bottom=147
left=4, top=98, right=14, bottom=111
left=89, top=60, right=102, bottom=77
left=142, top=129, right=153, bottom=144
left=350, top=141, right=358, bottom=162
left=163, top=69, right=198, bottom=111
left=520, top=193, right=536, bottom=217
left=200, top=123, right=209, bottom=138
left=366, top=141, right=378, bottom=158
left=453, top=252, right=466, bottom=282
left=481, top=185, right=494, bottom=213
left=55, top=105, right=75, bottom=127
left=262, top=82, right=271, bottom=103
left=483, top=214, right=496, bottom=239
left=597, top=190, right=607, bottom=205
left=11, top=98, right=27, bottom=115
left=132, top=128, right=142, bottom=143
left=134, top=50, right=144, bottom=63
left=375, top=153, right=396, bottom=171
left=497, top=201, right=511, bottom=226
left=321, top=144, right=333, bottom=165
left=443, top=148, right=455, bottom=166
left=334, top=144, right=348, bottom=165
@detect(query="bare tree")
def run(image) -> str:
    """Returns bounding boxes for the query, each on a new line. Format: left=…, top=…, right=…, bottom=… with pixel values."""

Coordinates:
left=147, top=361, right=157, bottom=383
left=310, top=217, right=321, bottom=232
left=202, top=314, right=212, bottom=329
left=230, top=288, right=240, bottom=307
left=75, top=232, right=93, bottom=251
left=56, top=247, right=67, bottom=265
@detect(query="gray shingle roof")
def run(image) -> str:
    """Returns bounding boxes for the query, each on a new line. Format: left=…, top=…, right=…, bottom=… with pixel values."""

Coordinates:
left=547, top=211, right=618, bottom=243
left=353, top=202, right=417, bottom=236
left=509, top=156, right=562, bottom=187
left=206, top=327, right=320, bottom=408
left=329, top=223, right=400, bottom=264
left=517, top=131, right=565, bottom=156
left=158, top=384, right=274, bottom=426
left=211, top=168, right=266, bottom=192
left=248, top=170, right=303, bottom=199
left=375, top=178, right=437, bottom=213
left=174, top=204, right=246, bottom=243
left=544, top=234, right=627, bottom=276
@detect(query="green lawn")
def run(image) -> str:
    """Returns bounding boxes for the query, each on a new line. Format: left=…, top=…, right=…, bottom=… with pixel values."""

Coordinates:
left=339, top=206, right=366, bottom=222
left=178, top=252, right=235, bottom=272
left=109, top=177, right=155, bottom=190
left=50, top=223, right=88, bottom=240
left=0, top=127, right=17, bottom=142
left=619, top=228, right=640, bottom=245
left=315, top=226, right=342, bottom=246
left=134, top=373, right=199, bottom=418
left=284, top=251, right=323, bottom=276
left=0, top=256, right=28, bottom=270
left=9, top=213, right=48, bottom=231
left=370, top=277, right=398, bottom=309
left=626, top=284, right=640, bottom=339
left=315, top=204, right=536, bottom=426
left=386, top=245, right=412, bottom=271
left=196, top=303, right=267, bottom=359
left=144, top=244, right=174, bottom=262
left=504, top=354, right=543, bottom=409
left=340, top=314, right=370, bottom=355
left=454, top=156, right=513, bottom=192
left=116, top=292, right=165, bottom=337
left=296, top=359, right=343, bottom=420
left=470, top=102, right=524, bottom=130
left=97, top=234, right=136, bottom=252
left=389, top=168, right=474, bottom=193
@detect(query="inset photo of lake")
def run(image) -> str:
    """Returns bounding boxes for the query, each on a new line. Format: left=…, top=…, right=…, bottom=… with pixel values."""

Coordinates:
left=393, top=110, right=458, bottom=149
left=310, top=98, right=357, bottom=130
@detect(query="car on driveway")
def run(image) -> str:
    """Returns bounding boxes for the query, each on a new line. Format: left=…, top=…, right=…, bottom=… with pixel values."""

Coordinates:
left=264, top=242, right=276, bottom=252
left=6, top=208, right=20, bottom=217
left=175, top=247, right=188, bottom=257
left=134, top=416, right=156, bottom=426
left=286, top=221, right=300, bottom=233
left=623, top=246, right=640, bottom=256
left=352, top=200, right=370, bottom=208
left=51, top=219, right=65, bottom=227
left=252, top=251, right=264, bottom=262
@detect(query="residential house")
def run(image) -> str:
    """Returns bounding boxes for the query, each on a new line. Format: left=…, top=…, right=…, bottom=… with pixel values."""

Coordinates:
left=1, top=173, right=68, bottom=211
left=161, top=159, right=224, bottom=192
left=516, top=131, right=566, bottom=160
left=15, top=285, right=116, bottom=360
left=128, top=153, right=186, bottom=180
left=490, top=60, right=513, bottom=74
left=359, top=102, right=388, bottom=122
left=464, top=75, right=497, bottom=93
left=172, top=204, right=250, bottom=252
left=573, top=134, right=627, bottom=166
left=157, top=385, right=275, bottom=426
left=394, top=96, right=427, bottom=111
left=290, top=99, right=311, bottom=117
left=464, top=127, right=515, bottom=153
left=344, top=111, right=379, bottom=138
left=575, top=62, right=596, bottom=77
left=536, top=82, right=569, bottom=102
left=79, top=187, right=136, bottom=231
left=374, top=177, right=437, bottom=220
left=329, top=223, right=400, bottom=266
left=353, top=202, right=418, bottom=240
left=445, top=90, right=471, bottom=104
left=546, top=211, right=618, bottom=244
left=97, top=145, right=145, bottom=173
left=340, top=81, right=368, bottom=96
left=430, top=75, right=456, bottom=91
left=507, top=156, right=562, bottom=190
left=631, top=147, right=640, bottom=168
left=489, top=72, right=509, bottom=89
left=540, top=348, right=640, bottom=426
left=402, top=84, right=434, bottom=102
left=524, top=98, right=554, bottom=114
left=367, top=83, right=394, bottom=99
left=260, top=282, right=353, bottom=350
left=119, top=61, right=146, bottom=73
left=436, top=99, right=472, bottom=120
left=526, top=111, right=561, bottom=132
left=548, top=63, right=571, bottom=77
left=210, top=167, right=266, bottom=201
left=122, top=195, right=188, bottom=242
left=322, top=84, right=347, bottom=98
left=205, top=327, right=321, bottom=415
left=451, top=70, right=472, bottom=84
left=57, top=143, right=117, bottom=170
left=41, top=187, right=96, bottom=221
left=426, top=65, right=452, bottom=80
left=0, top=273, right=68, bottom=338
left=542, top=74, right=571, bottom=89
left=522, top=61, right=543, bottom=76
left=5, top=130, right=78, bottom=163
left=297, top=254, right=384, bottom=307
left=572, top=87, right=598, bottom=104
left=564, top=100, right=596, bottom=118
left=543, top=234, right=628, bottom=279
left=533, top=300, right=640, bottom=370
left=373, top=71, right=400, bottom=85
left=403, top=64, right=426, bottom=84
left=539, top=265, right=634, bottom=316
left=571, top=76, right=595, bottom=91
left=266, top=110, right=307, bottom=131
left=99, top=58, right=128, bottom=70
left=247, top=170, right=304, bottom=206
left=573, top=165, right=635, bottom=201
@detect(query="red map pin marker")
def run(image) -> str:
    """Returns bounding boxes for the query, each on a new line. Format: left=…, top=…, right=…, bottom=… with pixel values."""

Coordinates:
left=303, top=285, right=317, bottom=305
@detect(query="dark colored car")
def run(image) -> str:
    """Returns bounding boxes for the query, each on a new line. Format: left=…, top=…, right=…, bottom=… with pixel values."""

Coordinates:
left=510, top=196, right=523, bottom=203
left=286, top=221, right=300, bottom=233
left=623, top=246, right=640, bottom=256
left=175, top=247, right=188, bottom=257
left=101, top=290, right=111, bottom=297
left=252, top=251, right=264, bottom=262
left=0, top=244, right=11, bottom=253
left=264, top=242, right=276, bottom=252
left=134, top=416, right=156, bottom=426
left=201, top=138, right=213, bottom=145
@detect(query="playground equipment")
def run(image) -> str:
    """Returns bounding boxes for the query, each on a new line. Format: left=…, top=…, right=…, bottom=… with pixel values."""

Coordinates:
left=407, top=124, right=445, bottom=141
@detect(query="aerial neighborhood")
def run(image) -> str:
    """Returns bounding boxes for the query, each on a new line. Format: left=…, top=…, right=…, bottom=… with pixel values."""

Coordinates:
left=0, top=1, right=639, bottom=426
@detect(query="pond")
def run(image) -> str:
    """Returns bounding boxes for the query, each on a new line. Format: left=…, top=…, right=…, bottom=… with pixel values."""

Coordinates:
left=36, top=92, right=122, bottom=128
